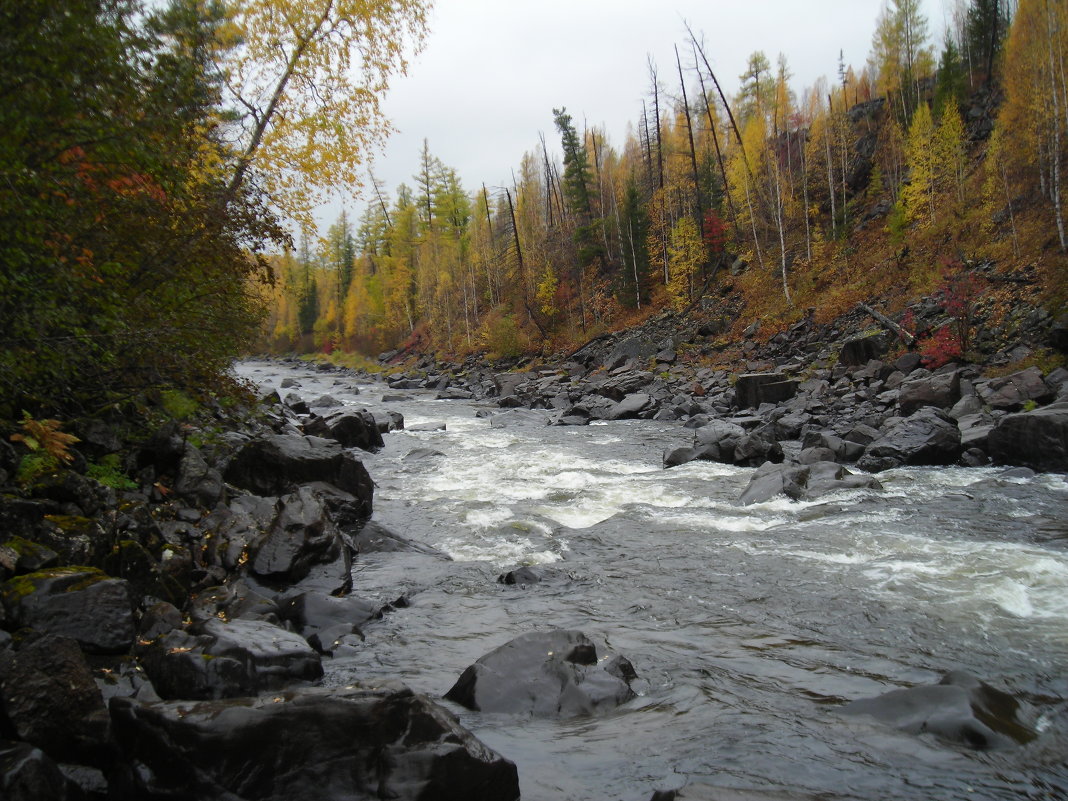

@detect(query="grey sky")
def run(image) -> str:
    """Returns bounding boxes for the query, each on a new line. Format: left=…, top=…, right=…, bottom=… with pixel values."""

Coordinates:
left=322, top=0, right=949, bottom=228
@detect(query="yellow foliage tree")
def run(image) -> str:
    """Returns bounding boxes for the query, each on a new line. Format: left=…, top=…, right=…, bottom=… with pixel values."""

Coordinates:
left=220, top=0, right=430, bottom=225
left=667, top=217, right=704, bottom=309
left=901, top=102, right=936, bottom=225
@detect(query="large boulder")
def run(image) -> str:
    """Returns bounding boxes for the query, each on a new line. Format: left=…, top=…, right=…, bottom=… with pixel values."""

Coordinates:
left=977, top=366, right=1054, bottom=411
left=444, top=629, right=637, bottom=718
left=1, top=567, right=134, bottom=653
left=737, top=461, right=881, bottom=506
left=137, top=618, right=323, bottom=700
left=897, top=368, right=961, bottom=415
left=0, top=741, right=87, bottom=801
left=174, top=443, right=225, bottom=509
left=987, top=402, right=1068, bottom=472
left=734, top=373, right=798, bottom=410
left=109, top=683, right=520, bottom=801
left=303, top=408, right=384, bottom=452
left=857, top=408, right=962, bottom=472
left=0, top=635, right=109, bottom=764
left=250, top=487, right=351, bottom=594
left=838, top=330, right=889, bottom=367
left=605, top=393, right=654, bottom=420
left=842, top=671, right=1035, bottom=749
left=224, top=435, right=373, bottom=518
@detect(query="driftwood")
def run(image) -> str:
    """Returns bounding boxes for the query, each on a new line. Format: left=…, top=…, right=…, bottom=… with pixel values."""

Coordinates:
left=857, top=302, right=916, bottom=346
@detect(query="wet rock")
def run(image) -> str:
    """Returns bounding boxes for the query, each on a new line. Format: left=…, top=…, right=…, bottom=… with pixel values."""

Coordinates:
left=250, top=487, right=351, bottom=594
left=277, top=591, right=381, bottom=645
left=858, top=408, right=962, bottom=471
left=279, top=378, right=301, bottom=389
left=897, top=368, right=961, bottom=415
left=0, top=635, right=110, bottom=764
left=303, top=408, right=383, bottom=452
left=987, top=402, right=1068, bottom=472
left=409, top=421, right=447, bottom=432
left=0, top=741, right=87, bottom=801
left=489, top=409, right=550, bottom=428
left=351, top=521, right=452, bottom=559
left=649, top=786, right=815, bottom=801
left=188, top=579, right=281, bottom=626
left=137, top=618, right=322, bottom=700
left=1, top=567, right=134, bottom=654
left=174, top=443, right=224, bottom=509
left=444, top=629, right=637, bottom=717
left=224, top=435, right=373, bottom=519
left=732, top=433, right=785, bottom=467
left=737, top=461, right=881, bottom=506
left=842, top=671, right=1035, bottom=749
left=282, top=392, right=309, bottom=415
left=309, top=394, right=341, bottom=409
left=605, top=392, right=653, bottom=420
left=110, top=683, right=520, bottom=801
left=369, top=409, right=405, bottom=433
left=497, top=566, right=552, bottom=586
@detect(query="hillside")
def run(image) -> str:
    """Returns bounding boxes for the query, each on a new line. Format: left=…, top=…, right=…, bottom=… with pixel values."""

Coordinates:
left=263, top=0, right=1067, bottom=379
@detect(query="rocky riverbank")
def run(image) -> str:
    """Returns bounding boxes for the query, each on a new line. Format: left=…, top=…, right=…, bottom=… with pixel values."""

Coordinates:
left=1, top=304, right=1065, bottom=799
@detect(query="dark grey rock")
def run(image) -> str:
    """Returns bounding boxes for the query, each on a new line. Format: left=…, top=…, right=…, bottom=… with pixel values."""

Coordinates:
left=842, top=671, right=1035, bottom=749
left=0, top=741, right=87, bottom=801
left=445, top=630, right=637, bottom=718
left=1, top=567, right=134, bottom=654
left=987, top=402, right=1068, bottom=472
left=858, top=408, right=962, bottom=471
left=898, top=369, right=961, bottom=415
left=303, top=408, right=383, bottom=452
left=605, top=393, right=653, bottom=420
left=737, top=461, right=881, bottom=506
left=109, top=683, right=520, bottom=801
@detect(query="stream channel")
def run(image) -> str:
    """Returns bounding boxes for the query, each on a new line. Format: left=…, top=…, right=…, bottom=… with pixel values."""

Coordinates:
left=237, top=360, right=1068, bottom=801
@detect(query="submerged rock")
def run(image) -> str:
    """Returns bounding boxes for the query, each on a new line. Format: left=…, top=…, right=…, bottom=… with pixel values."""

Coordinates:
left=737, top=461, right=881, bottom=506
left=842, top=671, right=1036, bottom=750
left=109, top=683, right=520, bottom=801
left=445, top=629, right=637, bottom=717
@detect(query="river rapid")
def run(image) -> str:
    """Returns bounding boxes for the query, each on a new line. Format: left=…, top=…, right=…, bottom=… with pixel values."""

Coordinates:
left=237, top=361, right=1068, bottom=801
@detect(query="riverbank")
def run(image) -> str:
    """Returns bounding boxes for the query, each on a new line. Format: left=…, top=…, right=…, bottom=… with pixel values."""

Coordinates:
left=1, top=344, right=1066, bottom=799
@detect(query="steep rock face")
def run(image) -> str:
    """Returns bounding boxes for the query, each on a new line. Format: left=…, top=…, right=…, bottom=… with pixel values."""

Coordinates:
left=987, top=403, right=1068, bottom=472
left=445, top=629, right=637, bottom=718
left=109, top=684, right=520, bottom=801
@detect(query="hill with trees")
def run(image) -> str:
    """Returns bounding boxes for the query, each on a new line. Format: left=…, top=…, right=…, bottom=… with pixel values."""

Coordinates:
left=263, top=0, right=1065, bottom=375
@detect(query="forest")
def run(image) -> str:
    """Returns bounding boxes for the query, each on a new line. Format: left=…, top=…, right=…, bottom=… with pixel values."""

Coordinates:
left=263, top=0, right=1065, bottom=372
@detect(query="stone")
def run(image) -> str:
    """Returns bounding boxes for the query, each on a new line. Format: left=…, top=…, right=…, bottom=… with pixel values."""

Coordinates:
left=277, top=591, right=381, bottom=645
left=978, top=366, right=1055, bottom=411
left=250, top=487, right=350, bottom=593
left=445, top=630, right=637, bottom=718
left=224, top=435, right=373, bottom=519
left=489, top=409, right=550, bottom=428
left=734, top=374, right=798, bottom=409
left=987, top=403, right=1068, bottom=472
left=137, top=618, right=323, bottom=700
left=1, top=567, right=134, bottom=654
left=303, top=408, right=384, bottom=452
left=0, top=635, right=109, bottom=764
left=605, top=393, right=653, bottom=420
left=839, top=330, right=888, bottom=367
left=0, top=741, right=87, bottom=801
left=109, top=683, right=520, bottom=801
left=897, top=369, right=961, bottom=415
left=737, top=461, right=881, bottom=506
left=731, top=433, right=784, bottom=467
left=858, top=408, right=962, bottom=471
left=174, top=444, right=224, bottom=509
left=842, top=671, right=1035, bottom=750
left=350, top=521, right=452, bottom=559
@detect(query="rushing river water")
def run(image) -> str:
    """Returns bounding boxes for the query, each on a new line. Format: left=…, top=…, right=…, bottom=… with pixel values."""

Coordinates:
left=237, top=361, right=1068, bottom=801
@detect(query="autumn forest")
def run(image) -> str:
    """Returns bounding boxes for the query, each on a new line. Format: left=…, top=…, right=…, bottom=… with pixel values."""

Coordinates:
left=262, top=0, right=1066, bottom=371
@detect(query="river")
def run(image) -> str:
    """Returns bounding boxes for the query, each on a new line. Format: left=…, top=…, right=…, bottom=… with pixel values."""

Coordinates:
left=237, top=360, right=1068, bottom=801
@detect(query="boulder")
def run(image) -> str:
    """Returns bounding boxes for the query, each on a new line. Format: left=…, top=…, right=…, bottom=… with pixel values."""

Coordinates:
left=858, top=408, right=962, bottom=471
left=842, top=671, right=1035, bottom=750
left=737, top=461, right=881, bottom=506
left=137, top=618, right=323, bottom=700
left=250, top=487, right=350, bottom=593
left=0, top=635, right=109, bottom=764
left=350, top=521, right=452, bottom=559
left=224, top=435, right=373, bottom=519
left=0, top=741, right=87, bottom=801
left=605, top=393, right=653, bottom=420
left=732, top=433, right=784, bottom=467
left=1, top=567, right=134, bottom=653
left=978, top=366, right=1054, bottom=411
left=897, top=369, right=961, bottom=415
left=734, top=373, right=798, bottom=409
left=444, top=629, right=637, bottom=718
left=838, top=330, right=888, bottom=367
left=109, top=683, right=520, bottom=801
left=987, top=402, right=1068, bottom=472
left=174, top=443, right=225, bottom=509
left=277, top=591, right=381, bottom=649
left=489, top=409, right=550, bottom=428
left=694, top=420, right=745, bottom=447
left=303, top=408, right=384, bottom=452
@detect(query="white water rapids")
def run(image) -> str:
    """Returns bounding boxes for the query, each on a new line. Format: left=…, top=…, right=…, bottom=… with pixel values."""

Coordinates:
left=238, top=361, right=1068, bottom=801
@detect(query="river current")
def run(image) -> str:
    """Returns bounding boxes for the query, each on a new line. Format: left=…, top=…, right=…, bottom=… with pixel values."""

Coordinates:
left=237, top=361, right=1068, bottom=801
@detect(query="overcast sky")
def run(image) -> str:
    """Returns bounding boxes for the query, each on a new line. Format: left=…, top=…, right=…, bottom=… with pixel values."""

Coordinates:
left=322, top=0, right=950, bottom=228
